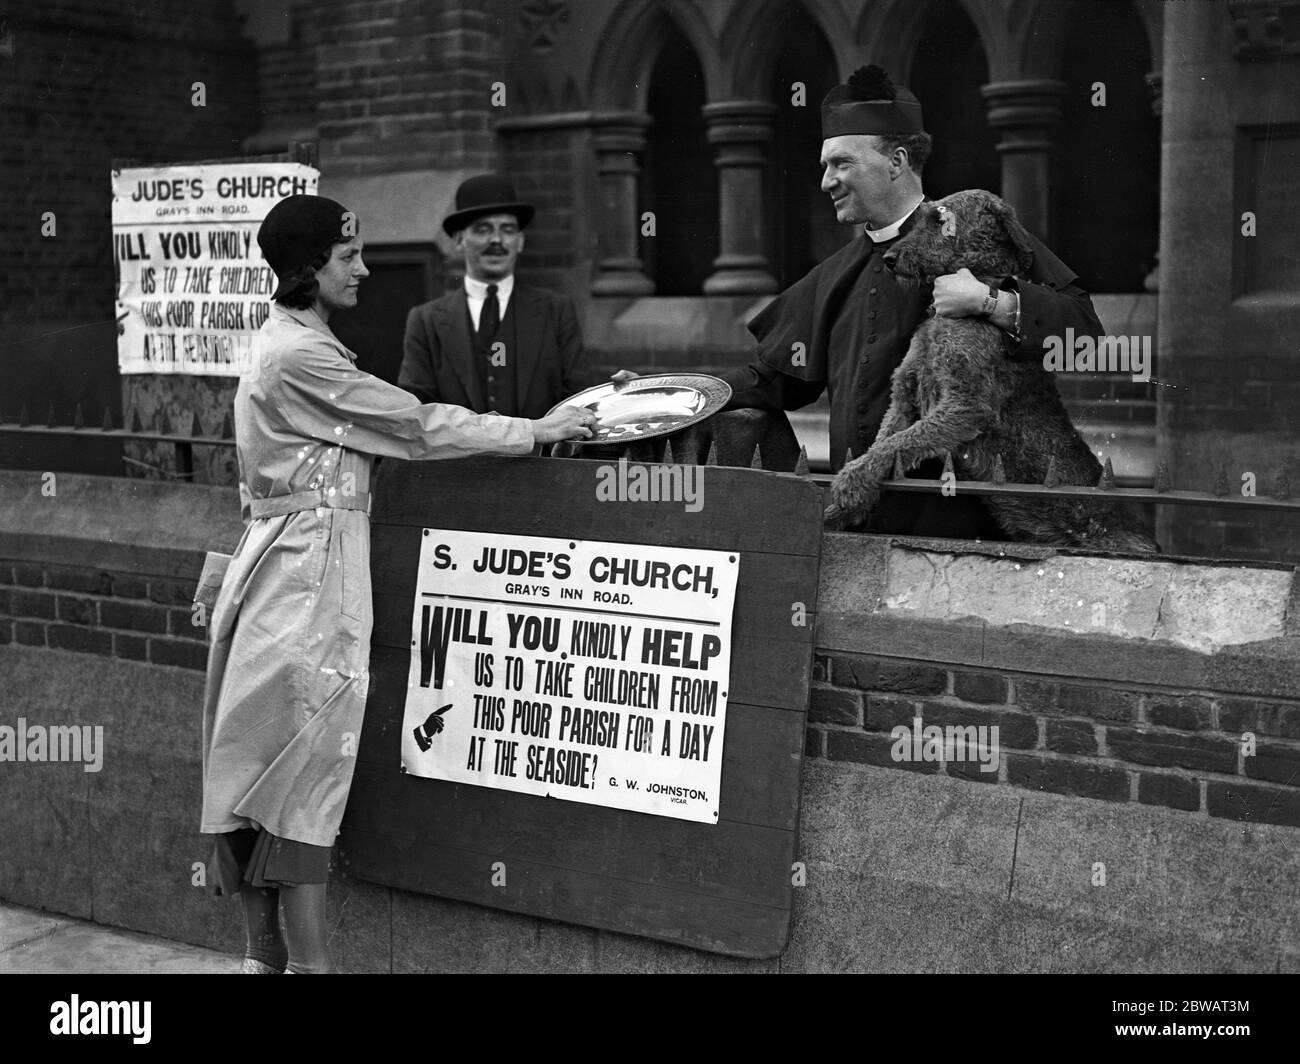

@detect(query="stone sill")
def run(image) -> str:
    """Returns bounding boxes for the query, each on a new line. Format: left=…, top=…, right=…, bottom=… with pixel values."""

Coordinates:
left=819, top=533, right=1300, bottom=698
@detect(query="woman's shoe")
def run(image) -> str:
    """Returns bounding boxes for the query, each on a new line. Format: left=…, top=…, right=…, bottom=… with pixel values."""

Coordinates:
left=240, top=956, right=284, bottom=974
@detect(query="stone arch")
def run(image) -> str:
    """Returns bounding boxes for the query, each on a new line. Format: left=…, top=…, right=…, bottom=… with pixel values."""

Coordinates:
left=586, top=0, right=722, bottom=111
left=1131, top=0, right=1164, bottom=70
left=721, top=0, right=855, bottom=98
left=856, top=0, right=1012, bottom=83
left=1010, top=0, right=1068, bottom=79
left=910, top=0, right=1001, bottom=198
left=642, top=19, right=716, bottom=294
left=1015, top=0, right=1161, bottom=79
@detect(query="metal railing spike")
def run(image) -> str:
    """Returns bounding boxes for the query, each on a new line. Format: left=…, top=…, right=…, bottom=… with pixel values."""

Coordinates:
left=1154, top=462, right=1172, bottom=493
left=1098, top=456, right=1115, bottom=490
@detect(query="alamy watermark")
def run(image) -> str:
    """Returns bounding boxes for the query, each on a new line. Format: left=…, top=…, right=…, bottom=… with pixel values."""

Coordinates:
left=50, top=996, right=150, bottom=1043
left=1043, top=327, right=1151, bottom=383
left=890, top=715, right=1000, bottom=773
left=595, top=456, right=704, bottom=513
left=0, top=718, right=104, bottom=772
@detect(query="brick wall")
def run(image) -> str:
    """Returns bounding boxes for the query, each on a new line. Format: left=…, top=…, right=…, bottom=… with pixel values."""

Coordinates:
left=315, top=0, right=503, bottom=178
left=808, top=651, right=1300, bottom=829
left=0, top=0, right=260, bottom=467
left=256, top=0, right=317, bottom=124
left=258, top=43, right=315, bottom=123
left=0, top=0, right=259, bottom=337
left=501, top=126, right=587, bottom=296
left=5, top=554, right=1299, bottom=832
left=0, top=559, right=208, bottom=673
left=3, top=470, right=1299, bottom=969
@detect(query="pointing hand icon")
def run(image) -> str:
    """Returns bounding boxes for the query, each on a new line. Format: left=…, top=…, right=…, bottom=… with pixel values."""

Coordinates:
left=413, top=704, right=453, bottom=752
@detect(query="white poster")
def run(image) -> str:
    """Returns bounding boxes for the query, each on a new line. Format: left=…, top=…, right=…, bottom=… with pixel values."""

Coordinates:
left=112, top=161, right=319, bottom=376
left=402, top=530, right=740, bottom=824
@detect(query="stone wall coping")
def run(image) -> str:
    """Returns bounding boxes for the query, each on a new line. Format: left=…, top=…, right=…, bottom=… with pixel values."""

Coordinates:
left=819, top=533, right=1300, bottom=698
left=0, top=471, right=243, bottom=580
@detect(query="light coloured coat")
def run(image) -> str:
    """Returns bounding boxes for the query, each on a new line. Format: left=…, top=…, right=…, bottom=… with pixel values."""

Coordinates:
left=200, top=303, right=534, bottom=847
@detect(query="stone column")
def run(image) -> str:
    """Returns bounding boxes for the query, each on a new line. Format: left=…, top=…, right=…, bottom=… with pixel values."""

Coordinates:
left=702, top=101, right=779, bottom=295
left=1146, top=67, right=1163, bottom=291
left=591, top=112, right=654, bottom=296
left=980, top=80, right=1067, bottom=242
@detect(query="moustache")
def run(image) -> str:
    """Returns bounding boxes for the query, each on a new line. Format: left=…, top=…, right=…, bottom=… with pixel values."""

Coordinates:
left=483, top=245, right=508, bottom=255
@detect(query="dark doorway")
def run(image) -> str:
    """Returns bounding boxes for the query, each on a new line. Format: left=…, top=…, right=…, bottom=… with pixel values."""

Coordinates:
left=909, top=0, right=1000, bottom=200
left=643, top=28, right=716, bottom=295
left=1056, top=0, right=1159, bottom=292
left=331, top=245, right=442, bottom=386
left=770, top=3, right=844, bottom=284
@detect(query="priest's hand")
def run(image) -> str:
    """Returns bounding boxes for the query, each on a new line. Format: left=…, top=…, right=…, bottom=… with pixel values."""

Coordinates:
left=932, top=267, right=987, bottom=318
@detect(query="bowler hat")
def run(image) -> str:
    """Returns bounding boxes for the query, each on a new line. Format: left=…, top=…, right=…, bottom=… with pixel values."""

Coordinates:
left=443, top=174, right=535, bottom=236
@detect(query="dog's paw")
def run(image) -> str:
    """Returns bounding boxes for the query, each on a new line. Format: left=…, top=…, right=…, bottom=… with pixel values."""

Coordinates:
left=823, top=503, right=848, bottom=531
left=831, top=468, right=881, bottom=518
left=823, top=504, right=872, bottom=532
left=829, top=466, right=882, bottom=531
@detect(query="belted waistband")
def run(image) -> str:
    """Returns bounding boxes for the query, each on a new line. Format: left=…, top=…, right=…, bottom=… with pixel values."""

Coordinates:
left=248, top=489, right=372, bottom=520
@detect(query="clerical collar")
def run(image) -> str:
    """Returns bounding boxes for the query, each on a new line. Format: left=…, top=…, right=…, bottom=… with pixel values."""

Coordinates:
left=464, top=274, right=515, bottom=302
left=864, top=196, right=924, bottom=243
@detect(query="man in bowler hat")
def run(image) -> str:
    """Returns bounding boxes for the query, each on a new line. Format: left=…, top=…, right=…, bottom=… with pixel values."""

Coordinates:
left=400, top=174, right=590, bottom=420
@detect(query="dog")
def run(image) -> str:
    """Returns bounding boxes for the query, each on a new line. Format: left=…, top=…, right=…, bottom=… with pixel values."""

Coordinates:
left=827, top=189, right=1158, bottom=553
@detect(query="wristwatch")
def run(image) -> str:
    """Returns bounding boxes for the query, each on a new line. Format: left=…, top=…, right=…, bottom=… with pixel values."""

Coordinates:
left=986, top=281, right=1023, bottom=345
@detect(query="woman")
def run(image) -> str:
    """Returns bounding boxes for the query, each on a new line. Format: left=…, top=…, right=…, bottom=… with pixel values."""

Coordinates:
left=199, top=194, right=592, bottom=974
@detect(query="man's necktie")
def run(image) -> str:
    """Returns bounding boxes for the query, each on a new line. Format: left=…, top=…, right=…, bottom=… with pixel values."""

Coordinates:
left=478, top=283, right=500, bottom=342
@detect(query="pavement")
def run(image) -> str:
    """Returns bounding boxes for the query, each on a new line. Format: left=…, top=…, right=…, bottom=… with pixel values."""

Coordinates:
left=0, top=901, right=236, bottom=974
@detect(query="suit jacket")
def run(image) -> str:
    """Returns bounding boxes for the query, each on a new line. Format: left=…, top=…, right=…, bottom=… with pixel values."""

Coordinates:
left=400, top=282, right=589, bottom=420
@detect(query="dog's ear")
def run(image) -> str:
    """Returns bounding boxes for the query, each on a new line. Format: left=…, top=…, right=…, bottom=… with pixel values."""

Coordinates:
left=990, top=197, right=1035, bottom=274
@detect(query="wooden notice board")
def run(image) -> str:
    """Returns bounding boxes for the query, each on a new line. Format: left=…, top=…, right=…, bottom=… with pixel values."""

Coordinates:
left=338, top=454, right=822, bottom=958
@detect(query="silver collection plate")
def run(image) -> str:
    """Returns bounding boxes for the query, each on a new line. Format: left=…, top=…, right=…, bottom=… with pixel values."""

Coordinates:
left=549, top=373, right=733, bottom=445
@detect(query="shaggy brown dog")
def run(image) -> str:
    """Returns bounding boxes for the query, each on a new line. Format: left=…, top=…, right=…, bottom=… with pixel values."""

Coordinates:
left=827, top=189, right=1158, bottom=552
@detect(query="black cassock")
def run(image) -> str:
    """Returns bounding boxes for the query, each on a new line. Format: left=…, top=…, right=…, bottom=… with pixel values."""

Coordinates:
left=720, top=205, right=1106, bottom=539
